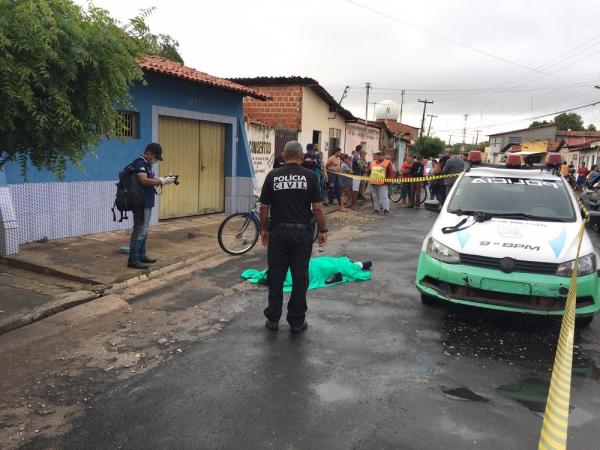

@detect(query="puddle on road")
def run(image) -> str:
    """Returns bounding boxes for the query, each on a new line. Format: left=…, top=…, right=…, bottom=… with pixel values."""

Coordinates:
left=442, top=387, right=489, bottom=402
left=496, top=378, right=548, bottom=412
left=439, top=310, right=600, bottom=377
left=496, top=378, right=597, bottom=425
left=314, top=382, right=357, bottom=403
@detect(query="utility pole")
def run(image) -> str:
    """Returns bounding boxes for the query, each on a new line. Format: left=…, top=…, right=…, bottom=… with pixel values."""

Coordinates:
left=448, top=134, right=453, bottom=146
left=462, top=113, right=468, bottom=148
left=475, top=129, right=481, bottom=145
left=399, top=89, right=405, bottom=124
left=426, top=114, right=437, bottom=136
left=365, top=82, right=371, bottom=146
left=418, top=99, right=434, bottom=141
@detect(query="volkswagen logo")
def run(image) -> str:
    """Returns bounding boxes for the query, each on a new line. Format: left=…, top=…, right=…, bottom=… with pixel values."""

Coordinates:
left=500, top=257, right=515, bottom=273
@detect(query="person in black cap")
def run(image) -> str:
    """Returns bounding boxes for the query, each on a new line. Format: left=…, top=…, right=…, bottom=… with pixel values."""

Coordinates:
left=127, top=143, right=176, bottom=269
left=259, top=140, right=328, bottom=333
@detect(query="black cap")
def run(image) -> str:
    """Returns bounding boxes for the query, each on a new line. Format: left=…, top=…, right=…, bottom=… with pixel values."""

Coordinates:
left=145, top=142, right=163, bottom=161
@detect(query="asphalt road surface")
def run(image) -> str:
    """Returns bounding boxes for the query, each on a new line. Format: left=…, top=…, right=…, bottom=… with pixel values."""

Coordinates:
left=24, top=207, right=600, bottom=450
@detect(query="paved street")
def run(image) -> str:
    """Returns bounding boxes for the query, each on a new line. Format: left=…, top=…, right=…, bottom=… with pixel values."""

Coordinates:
left=3, top=206, right=596, bottom=450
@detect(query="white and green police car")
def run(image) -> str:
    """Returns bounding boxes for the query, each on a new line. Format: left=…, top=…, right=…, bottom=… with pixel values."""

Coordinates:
left=416, top=152, right=600, bottom=326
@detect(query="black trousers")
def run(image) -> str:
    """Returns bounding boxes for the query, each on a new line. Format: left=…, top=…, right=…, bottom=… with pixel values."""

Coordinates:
left=265, top=227, right=313, bottom=327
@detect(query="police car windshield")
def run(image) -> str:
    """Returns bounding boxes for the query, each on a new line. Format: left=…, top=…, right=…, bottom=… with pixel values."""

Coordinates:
left=447, top=175, right=576, bottom=222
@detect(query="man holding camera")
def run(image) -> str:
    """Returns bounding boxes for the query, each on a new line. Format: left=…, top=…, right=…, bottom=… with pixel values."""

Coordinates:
left=259, top=141, right=328, bottom=333
left=128, top=143, right=177, bottom=269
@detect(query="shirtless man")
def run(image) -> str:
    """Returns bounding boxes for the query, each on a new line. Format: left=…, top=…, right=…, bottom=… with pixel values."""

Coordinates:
left=326, top=148, right=345, bottom=210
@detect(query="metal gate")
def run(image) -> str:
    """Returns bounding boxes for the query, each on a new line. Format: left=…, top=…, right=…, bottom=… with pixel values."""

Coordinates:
left=158, top=116, right=225, bottom=219
left=275, top=128, right=298, bottom=157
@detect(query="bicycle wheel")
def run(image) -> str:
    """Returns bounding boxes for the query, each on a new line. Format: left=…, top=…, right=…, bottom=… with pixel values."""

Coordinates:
left=389, top=183, right=402, bottom=203
left=218, top=213, right=259, bottom=255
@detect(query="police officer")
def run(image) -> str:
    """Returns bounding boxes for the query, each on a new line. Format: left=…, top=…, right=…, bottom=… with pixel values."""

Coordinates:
left=259, top=141, right=328, bottom=333
left=127, top=143, right=176, bottom=269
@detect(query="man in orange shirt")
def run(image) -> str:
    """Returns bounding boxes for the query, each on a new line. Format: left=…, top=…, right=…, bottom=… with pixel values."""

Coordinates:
left=368, top=149, right=395, bottom=215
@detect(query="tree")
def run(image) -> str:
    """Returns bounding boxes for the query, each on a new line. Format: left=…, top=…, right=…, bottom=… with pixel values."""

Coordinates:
left=529, top=120, right=552, bottom=128
left=0, top=0, right=181, bottom=178
left=475, top=141, right=489, bottom=151
left=554, top=112, right=585, bottom=131
left=587, top=123, right=597, bottom=132
left=415, top=136, right=446, bottom=159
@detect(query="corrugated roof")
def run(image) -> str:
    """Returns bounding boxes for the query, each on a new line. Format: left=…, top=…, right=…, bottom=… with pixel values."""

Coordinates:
left=488, top=123, right=557, bottom=137
left=228, top=76, right=356, bottom=120
left=140, top=56, right=270, bottom=100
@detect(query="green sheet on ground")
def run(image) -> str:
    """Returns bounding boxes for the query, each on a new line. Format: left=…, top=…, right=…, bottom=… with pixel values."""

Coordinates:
left=241, top=256, right=371, bottom=292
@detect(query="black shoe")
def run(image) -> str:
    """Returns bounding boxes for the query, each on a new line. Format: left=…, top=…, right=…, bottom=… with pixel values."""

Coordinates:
left=383, top=209, right=390, bottom=216
left=290, top=320, right=308, bottom=333
left=325, top=272, right=343, bottom=284
left=265, top=319, right=279, bottom=331
left=127, top=261, right=149, bottom=269
left=140, top=256, right=157, bottom=263
left=360, top=260, right=373, bottom=270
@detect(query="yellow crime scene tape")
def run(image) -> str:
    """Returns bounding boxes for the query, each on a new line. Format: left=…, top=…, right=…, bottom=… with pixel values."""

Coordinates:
left=539, top=197, right=589, bottom=450
left=328, top=170, right=460, bottom=184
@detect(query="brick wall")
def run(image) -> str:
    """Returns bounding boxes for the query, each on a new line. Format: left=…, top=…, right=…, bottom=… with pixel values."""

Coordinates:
left=243, top=85, right=303, bottom=130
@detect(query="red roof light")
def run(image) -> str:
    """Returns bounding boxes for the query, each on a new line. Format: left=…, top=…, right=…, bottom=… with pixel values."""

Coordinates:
left=506, top=154, right=521, bottom=168
left=546, top=153, right=562, bottom=168
left=468, top=151, right=482, bottom=164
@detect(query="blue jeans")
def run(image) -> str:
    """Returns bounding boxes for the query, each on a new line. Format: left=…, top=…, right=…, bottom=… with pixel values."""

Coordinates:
left=328, top=172, right=341, bottom=203
left=129, top=207, right=152, bottom=262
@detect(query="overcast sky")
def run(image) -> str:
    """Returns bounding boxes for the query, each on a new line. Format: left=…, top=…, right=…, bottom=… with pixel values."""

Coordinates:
left=77, top=0, right=600, bottom=143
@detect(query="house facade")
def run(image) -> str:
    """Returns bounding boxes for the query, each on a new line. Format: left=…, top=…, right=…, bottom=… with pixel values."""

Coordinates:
left=0, top=56, right=267, bottom=255
left=231, top=77, right=355, bottom=157
left=344, top=121, right=381, bottom=161
left=486, top=124, right=557, bottom=162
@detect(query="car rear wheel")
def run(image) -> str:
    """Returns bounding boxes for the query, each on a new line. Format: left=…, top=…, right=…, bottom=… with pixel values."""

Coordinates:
left=421, top=293, right=437, bottom=305
left=576, top=316, right=594, bottom=327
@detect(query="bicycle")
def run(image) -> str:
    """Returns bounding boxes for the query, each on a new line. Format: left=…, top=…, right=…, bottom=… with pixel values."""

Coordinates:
left=389, top=182, right=427, bottom=206
left=217, top=197, right=320, bottom=255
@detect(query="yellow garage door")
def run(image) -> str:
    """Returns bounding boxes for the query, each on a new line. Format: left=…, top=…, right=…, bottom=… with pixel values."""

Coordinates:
left=158, top=116, right=225, bottom=219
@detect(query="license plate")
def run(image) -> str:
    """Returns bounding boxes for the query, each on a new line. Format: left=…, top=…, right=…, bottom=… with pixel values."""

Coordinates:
left=480, top=278, right=532, bottom=295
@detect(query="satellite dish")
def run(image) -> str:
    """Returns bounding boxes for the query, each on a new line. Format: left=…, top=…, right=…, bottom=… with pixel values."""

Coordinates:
left=374, top=99, right=400, bottom=121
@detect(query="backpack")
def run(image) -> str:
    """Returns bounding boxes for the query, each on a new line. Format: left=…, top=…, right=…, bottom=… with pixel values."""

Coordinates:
left=112, top=163, right=145, bottom=222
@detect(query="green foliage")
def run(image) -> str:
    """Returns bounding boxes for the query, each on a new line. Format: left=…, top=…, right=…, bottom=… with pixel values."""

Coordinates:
left=587, top=123, right=597, bottom=131
left=529, top=120, right=552, bottom=128
left=415, top=136, right=446, bottom=159
left=554, top=112, right=585, bottom=131
left=0, top=0, right=179, bottom=179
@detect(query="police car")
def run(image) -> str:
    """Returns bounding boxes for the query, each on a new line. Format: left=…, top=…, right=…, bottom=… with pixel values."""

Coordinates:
left=416, top=151, right=600, bottom=326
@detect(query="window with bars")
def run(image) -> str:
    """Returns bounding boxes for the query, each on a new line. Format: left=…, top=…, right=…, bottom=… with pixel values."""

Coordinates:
left=115, top=110, right=140, bottom=138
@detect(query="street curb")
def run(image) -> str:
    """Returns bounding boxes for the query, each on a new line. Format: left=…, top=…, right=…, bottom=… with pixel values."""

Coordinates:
left=0, top=290, right=100, bottom=335
left=0, top=256, right=103, bottom=286
left=103, top=247, right=223, bottom=295
left=0, top=248, right=223, bottom=336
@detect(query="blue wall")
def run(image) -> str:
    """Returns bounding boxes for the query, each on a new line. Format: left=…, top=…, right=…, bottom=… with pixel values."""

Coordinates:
left=4, top=73, right=253, bottom=184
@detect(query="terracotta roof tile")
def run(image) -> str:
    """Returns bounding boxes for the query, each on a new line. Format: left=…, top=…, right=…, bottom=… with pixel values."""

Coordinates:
left=140, top=56, right=270, bottom=100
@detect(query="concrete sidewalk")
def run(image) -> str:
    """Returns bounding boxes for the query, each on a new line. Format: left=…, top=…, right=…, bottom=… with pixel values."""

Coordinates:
left=2, top=214, right=227, bottom=285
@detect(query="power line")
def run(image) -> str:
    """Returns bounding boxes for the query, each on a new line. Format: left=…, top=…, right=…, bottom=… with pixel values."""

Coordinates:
left=346, top=0, right=590, bottom=87
left=435, top=99, right=600, bottom=133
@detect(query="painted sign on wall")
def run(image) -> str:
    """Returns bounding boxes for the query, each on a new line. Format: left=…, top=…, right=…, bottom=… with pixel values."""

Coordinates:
left=246, top=121, right=276, bottom=189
